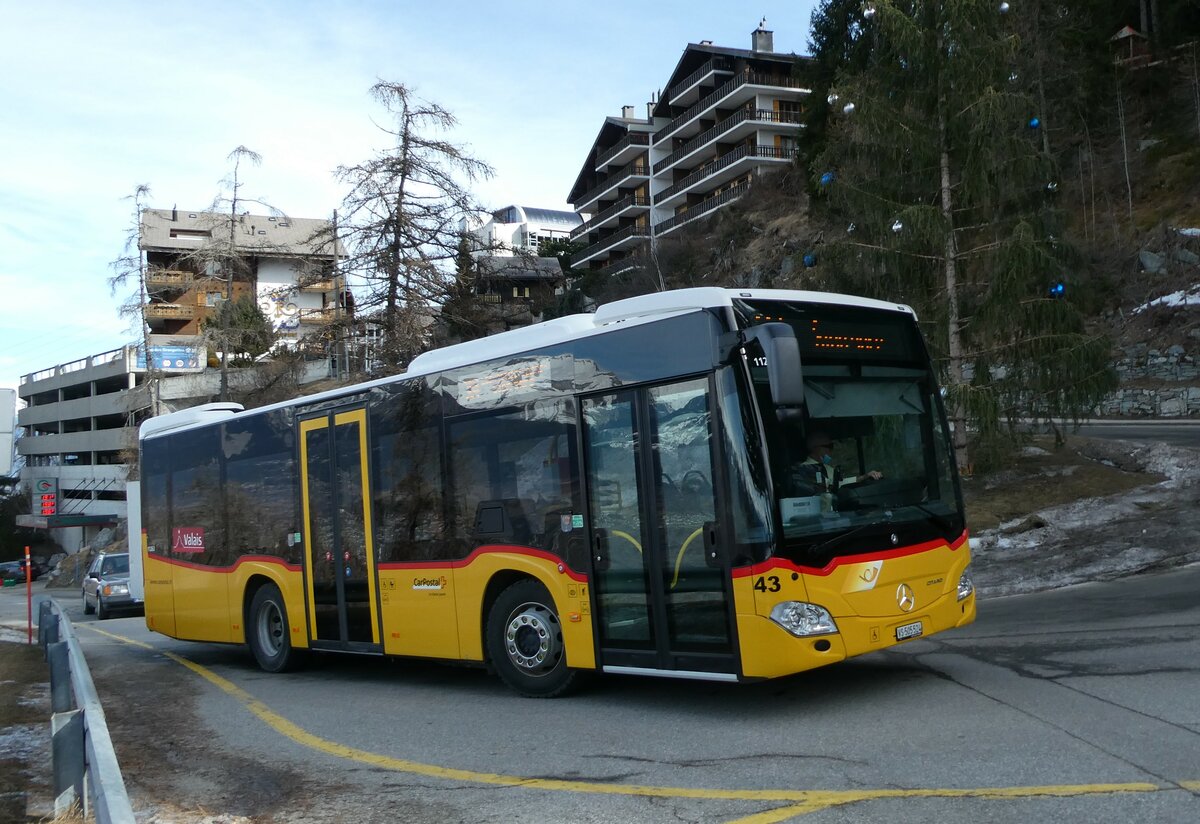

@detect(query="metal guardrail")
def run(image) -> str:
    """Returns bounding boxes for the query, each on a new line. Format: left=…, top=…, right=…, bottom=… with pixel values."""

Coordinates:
left=38, top=598, right=135, bottom=823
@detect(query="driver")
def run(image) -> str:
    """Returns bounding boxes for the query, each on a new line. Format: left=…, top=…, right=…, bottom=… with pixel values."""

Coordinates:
left=793, top=430, right=883, bottom=499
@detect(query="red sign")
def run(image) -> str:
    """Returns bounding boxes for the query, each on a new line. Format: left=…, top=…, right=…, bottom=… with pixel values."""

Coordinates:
left=172, top=527, right=206, bottom=554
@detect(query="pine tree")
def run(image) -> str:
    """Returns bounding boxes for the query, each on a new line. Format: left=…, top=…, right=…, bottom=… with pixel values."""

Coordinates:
left=813, top=0, right=1116, bottom=471
left=800, top=0, right=879, bottom=168
left=336, top=82, right=494, bottom=373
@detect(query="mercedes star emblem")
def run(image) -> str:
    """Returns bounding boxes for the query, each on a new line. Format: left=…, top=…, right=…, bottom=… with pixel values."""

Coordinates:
left=896, top=583, right=916, bottom=612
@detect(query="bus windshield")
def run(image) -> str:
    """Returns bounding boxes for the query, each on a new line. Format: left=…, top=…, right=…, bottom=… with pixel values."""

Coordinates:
left=733, top=297, right=964, bottom=566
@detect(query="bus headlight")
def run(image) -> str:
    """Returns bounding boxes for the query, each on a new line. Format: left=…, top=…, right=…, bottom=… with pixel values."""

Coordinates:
left=957, top=566, right=974, bottom=601
left=103, top=583, right=129, bottom=597
left=770, top=602, right=838, bottom=637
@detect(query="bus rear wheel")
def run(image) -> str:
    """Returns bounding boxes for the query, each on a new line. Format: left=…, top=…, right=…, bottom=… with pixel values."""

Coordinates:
left=248, top=583, right=304, bottom=673
left=486, top=580, right=584, bottom=698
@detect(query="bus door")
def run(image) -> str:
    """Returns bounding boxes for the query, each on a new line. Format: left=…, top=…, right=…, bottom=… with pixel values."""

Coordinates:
left=582, top=378, right=736, bottom=677
left=298, top=407, right=381, bottom=651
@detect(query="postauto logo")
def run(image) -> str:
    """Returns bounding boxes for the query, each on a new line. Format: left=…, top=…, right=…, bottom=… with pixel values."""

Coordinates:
left=412, top=576, right=448, bottom=591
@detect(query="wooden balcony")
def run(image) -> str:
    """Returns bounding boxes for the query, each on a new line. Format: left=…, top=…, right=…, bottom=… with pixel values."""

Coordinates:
left=298, top=307, right=339, bottom=324
left=145, top=269, right=193, bottom=287
left=143, top=303, right=197, bottom=319
left=299, top=279, right=337, bottom=293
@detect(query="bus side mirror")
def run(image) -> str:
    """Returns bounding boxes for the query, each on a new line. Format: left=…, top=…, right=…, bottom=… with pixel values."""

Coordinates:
left=744, top=323, right=805, bottom=419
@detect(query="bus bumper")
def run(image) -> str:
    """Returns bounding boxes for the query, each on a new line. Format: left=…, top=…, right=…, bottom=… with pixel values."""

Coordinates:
left=737, top=591, right=976, bottom=680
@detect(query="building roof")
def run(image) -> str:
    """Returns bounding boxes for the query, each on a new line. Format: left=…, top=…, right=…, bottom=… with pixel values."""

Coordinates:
left=568, top=116, right=653, bottom=205
left=477, top=255, right=565, bottom=282
left=490, top=205, right=582, bottom=228
left=139, top=208, right=346, bottom=258
left=651, top=40, right=811, bottom=118
left=1110, top=25, right=1148, bottom=41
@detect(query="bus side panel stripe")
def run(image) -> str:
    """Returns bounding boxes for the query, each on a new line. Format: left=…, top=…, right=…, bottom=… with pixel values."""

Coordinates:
left=731, top=530, right=969, bottom=579
left=149, top=554, right=302, bottom=574
left=377, top=544, right=588, bottom=582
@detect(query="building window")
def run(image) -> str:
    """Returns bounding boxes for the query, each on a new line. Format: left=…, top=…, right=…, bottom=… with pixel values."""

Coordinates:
left=775, top=99, right=804, bottom=118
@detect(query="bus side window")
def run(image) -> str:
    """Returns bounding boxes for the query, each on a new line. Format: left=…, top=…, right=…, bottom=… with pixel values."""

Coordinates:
left=142, top=438, right=170, bottom=557
left=448, top=400, right=581, bottom=556
left=371, top=382, right=446, bottom=564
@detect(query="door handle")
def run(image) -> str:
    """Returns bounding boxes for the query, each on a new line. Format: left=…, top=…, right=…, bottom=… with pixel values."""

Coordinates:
left=592, top=529, right=611, bottom=572
left=703, top=521, right=723, bottom=569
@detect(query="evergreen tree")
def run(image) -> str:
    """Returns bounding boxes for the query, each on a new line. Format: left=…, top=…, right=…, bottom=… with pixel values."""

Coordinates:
left=435, top=233, right=494, bottom=345
left=813, top=0, right=1116, bottom=471
left=201, top=294, right=276, bottom=365
left=801, top=0, right=879, bottom=169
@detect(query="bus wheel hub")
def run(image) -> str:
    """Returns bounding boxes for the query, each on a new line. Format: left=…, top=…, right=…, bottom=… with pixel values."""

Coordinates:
left=505, top=603, right=560, bottom=673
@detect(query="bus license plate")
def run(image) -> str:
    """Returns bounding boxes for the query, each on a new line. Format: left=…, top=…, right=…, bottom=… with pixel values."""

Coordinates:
left=895, top=621, right=923, bottom=641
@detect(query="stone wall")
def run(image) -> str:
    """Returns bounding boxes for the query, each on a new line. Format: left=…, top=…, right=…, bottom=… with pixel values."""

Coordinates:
left=1098, top=344, right=1200, bottom=417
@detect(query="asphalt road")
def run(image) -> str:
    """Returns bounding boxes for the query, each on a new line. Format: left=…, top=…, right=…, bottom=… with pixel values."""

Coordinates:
left=1066, top=419, right=1200, bottom=448
left=6, top=564, right=1198, bottom=823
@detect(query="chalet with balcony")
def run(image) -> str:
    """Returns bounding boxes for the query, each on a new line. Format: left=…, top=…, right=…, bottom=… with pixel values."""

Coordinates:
left=568, top=21, right=811, bottom=274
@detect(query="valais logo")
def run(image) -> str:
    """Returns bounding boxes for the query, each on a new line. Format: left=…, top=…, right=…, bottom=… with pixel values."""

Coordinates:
left=172, top=527, right=206, bottom=554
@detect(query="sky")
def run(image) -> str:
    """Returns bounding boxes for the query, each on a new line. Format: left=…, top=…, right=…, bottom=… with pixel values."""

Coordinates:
left=0, top=0, right=820, bottom=396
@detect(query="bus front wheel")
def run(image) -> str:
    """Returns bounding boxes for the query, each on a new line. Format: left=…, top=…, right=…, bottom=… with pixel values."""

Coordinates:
left=248, top=583, right=304, bottom=673
left=486, top=579, right=584, bottom=698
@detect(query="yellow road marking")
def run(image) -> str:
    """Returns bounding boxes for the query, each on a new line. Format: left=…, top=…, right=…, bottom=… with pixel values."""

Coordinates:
left=85, top=626, right=1193, bottom=816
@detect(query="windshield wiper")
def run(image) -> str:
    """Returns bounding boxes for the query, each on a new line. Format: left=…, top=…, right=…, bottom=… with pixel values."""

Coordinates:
left=808, top=510, right=894, bottom=559
left=909, top=502, right=957, bottom=534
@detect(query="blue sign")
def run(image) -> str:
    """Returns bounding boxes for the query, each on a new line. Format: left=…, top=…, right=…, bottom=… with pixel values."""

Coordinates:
left=136, top=344, right=204, bottom=371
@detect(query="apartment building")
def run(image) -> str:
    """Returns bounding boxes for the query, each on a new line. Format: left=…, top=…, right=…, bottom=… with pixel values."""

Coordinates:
left=568, top=21, right=810, bottom=273
left=140, top=208, right=347, bottom=347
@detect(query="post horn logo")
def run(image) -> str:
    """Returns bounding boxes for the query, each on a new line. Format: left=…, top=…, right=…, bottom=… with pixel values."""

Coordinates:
left=896, top=583, right=916, bottom=613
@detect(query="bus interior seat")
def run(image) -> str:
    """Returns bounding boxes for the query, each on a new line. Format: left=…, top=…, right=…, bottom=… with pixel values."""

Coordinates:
left=472, top=498, right=533, bottom=546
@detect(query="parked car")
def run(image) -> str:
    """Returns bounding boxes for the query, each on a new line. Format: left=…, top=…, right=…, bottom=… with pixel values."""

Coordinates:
left=0, top=561, right=22, bottom=582
left=82, top=552, right=142, bottom=619
left=18, top=557, right=48, bottom=581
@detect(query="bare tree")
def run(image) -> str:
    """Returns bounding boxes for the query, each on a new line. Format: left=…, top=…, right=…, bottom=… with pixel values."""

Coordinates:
left=207, top=146, right=274, bottom=399
left=336, top=82, right=494, bottom=373
left=108, top=184, right=161, bottom=418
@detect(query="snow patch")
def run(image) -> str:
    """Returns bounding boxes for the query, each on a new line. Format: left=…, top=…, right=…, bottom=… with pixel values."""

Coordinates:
left=1130, top=282, right=1200, bottom=314
left=972, top=441, right=1200, bottom=597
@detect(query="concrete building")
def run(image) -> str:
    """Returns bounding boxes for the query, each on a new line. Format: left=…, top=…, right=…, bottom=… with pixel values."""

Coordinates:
left=567, top=21, right=811, bottom=274
left=15, top=344, right=336, bottom=554
left=15, top=346, right=195, bottom=553
left=140, top=208, right=348, bottom=348
left=13, top=207, right=349, bottom=554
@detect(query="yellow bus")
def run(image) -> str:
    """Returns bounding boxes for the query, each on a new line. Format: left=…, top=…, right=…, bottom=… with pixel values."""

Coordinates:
left=136, top=287, right=974, bottom=696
